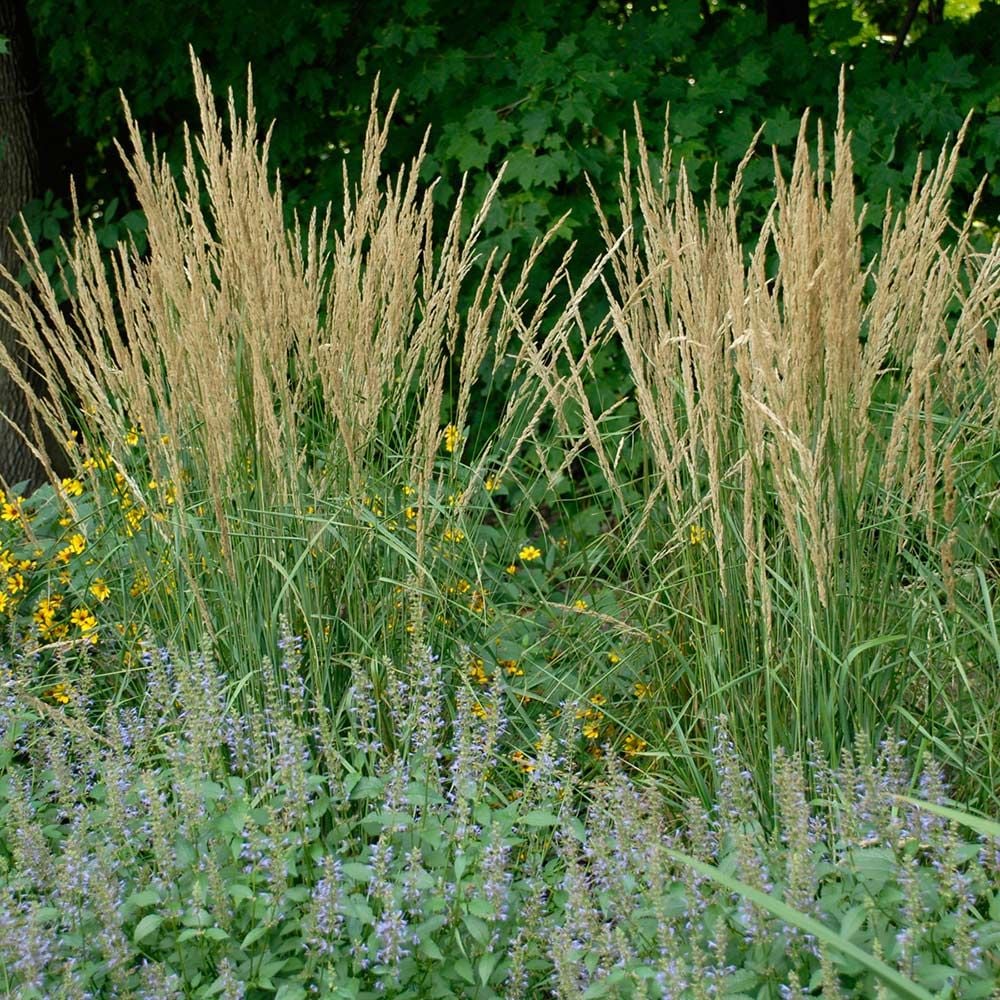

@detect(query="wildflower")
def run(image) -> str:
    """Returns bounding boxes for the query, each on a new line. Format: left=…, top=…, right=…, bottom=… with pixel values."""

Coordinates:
left=505, top=564, right=517, bottom=575
left=1, top=499, right=24, bottom=521
left=500, top=659, right=523, bottom=677
left=634, top=681, right=652, bottom=699
left=623, top=734, right=648, bottom=757
left=0, top=592, right=9, bottom=614
left=519, top=545, right=542, bottom=563
left=0, top=549, right=13, bottom=573
left=607, top=651, right=621, bottom=665
left=70, top=608, right=98, bottom=634
left=511, top=749, right=534, bottom=773
left=485, top=476, right=500, bottom=491
left=689, top=523, right=708, bottom=547
left=573, top=599, right=587, bottom=610
left=125, top=506, right=146, bottom=535
left=130, top=571, right=151, bottom=597
left=589, top=693, right=607, bottom=707
left=60, top=477, right=84, bottom=497
left=124, top=426, right=141, bottom=447
left=67, top=533, right=86, bottom=555
left=469, top=658, right=490, bottom=685
left=468, top=590, right=485, bottom=613
left=471, top=700, right=489, bottom=720
left=90, top=579, right=111, bottom=602
left=582, top=721, right=601, bottom=740
left=444, top=423, right=461, bottom=453
left=6, top=572, right=25, bottom=595
left=45, top=682, right=73, bottom=705
left=443, top=527, right=465, bottom=543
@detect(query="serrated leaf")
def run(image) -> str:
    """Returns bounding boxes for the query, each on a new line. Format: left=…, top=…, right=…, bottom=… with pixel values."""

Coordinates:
left=521, top=809, right=560, bottom=827
left=133, top=913, right=163, bottom=943
left=453, top=957, right=476, bottom=985
left=127, top=889, right=161, bottom=909
left=241, top=925, right=269, bottom=949
left=462, top=912, right=490, bottom=946
left=341, top=862, right=373, bottom=882
left=478, top=952, right=501, bottom=985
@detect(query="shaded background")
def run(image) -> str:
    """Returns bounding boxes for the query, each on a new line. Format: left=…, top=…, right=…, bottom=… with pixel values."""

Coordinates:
left=2, top=0, right=998, bottom=484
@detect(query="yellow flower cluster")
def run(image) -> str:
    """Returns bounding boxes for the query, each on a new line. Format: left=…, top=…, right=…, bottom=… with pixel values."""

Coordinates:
left=443, top=423, right=461, bottom=453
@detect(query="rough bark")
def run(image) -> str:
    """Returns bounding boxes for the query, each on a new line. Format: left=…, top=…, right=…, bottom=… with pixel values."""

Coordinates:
left=0, top=0, right=43, bottom=491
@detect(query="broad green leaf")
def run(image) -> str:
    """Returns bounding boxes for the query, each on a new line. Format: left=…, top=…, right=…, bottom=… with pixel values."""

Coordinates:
left=132, top=913, right=163, bottom=943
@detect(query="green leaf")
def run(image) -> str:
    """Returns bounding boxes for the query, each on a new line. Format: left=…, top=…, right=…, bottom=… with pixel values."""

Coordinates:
left=520, top=809, right=560, bottom=827
left=341, top=862, right=373, bottom=882
left=462, top=912, right=491, bottom=946
left=453, top=958, right=476, bottom=985
left=478, top=951, right=501, bottom=985
left=127, top=889, right=162, bottom=909
left=132, top=913, right=163, bottom=943
left=665, top=848, right=933, bottom=1000
left=241, top=925, right=270, bottom=949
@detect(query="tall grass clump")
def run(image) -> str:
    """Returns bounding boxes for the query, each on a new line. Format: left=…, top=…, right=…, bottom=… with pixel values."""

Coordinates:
left=552, top=77, right=1000, bottom=808
left=0, top=50, right=612, bottom=717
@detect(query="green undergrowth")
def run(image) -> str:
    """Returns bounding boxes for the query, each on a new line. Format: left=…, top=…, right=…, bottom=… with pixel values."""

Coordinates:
left=1, top=631, right=999, bottom=999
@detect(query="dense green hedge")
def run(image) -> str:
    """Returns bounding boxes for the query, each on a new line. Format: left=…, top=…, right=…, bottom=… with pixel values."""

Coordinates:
left=22, top=0, right=1000, bottom=293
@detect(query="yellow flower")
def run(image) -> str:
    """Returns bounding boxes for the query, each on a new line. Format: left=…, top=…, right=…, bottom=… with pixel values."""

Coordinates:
left=505, top=564, right=517, bottom=575
left=519, top=545, right=542, bottom=563
left=443, top=423, right=461, bottom=453
left=607, top=651, right=621, bottom=665
left=401, top=485, right=416, bottom=497
left=125, top=506, right=146, bottom=536
left=469, top=658, right=490, bottom=685
left=511, top=749, right=534, bottom=773
left=471, top=700, right=489, bottom=720
left=623, top=734, right=648, bottom=757
left=689, top=523, right=708, bottom=547
left=70, top=607, right=97, bottom=633
left=6, top=572, right=25, bottom=595
left=1, top=499, right=24, bottom=522
left=44, top=682, right=73, bottom=705
left=0, top=549, right=12, bottom=573
left=573, top=599, right=587, bottom=610
left=582, top=721, right=601, bottom=741
left=89, top=579, right=111, bottom=602
left=589, top=693, right=607, bottom=707
left=500, top=659, right=523, bottom=677
left=0, top=592, right=9, bottom=614
left=130, top=571, right=151, bottom=597
left=443, top=527, right=465, bottom=543
left=124, top=426, right=141, bottom=447
left=55, top=547, right=73, bottom=565
left=67, top=534, right=87, bottom=555
left=60, top=477, right=84, bottom=497
left=484, top=476, right=500, bottom=491
left=633, top=682, right=652, bottom=699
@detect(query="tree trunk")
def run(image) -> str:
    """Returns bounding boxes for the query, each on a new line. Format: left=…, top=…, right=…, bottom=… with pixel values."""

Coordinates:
left=0, top=0, right=43, bottom=492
